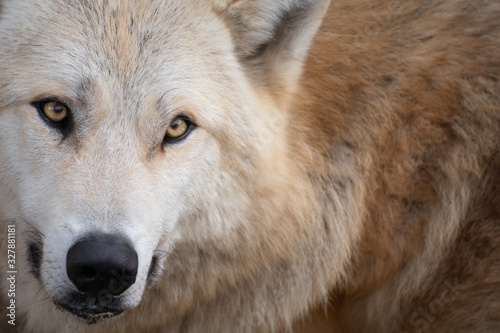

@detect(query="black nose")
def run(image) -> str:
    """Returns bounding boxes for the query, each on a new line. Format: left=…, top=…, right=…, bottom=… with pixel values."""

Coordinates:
left=66, top=234, right=138, bottom=296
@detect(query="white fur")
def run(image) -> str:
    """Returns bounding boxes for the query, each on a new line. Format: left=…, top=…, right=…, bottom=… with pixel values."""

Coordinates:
left=0, top=0, right=333, bottom=332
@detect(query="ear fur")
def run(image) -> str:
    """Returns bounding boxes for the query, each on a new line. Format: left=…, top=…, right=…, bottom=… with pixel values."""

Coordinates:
left=216, top=0, right=331, bottom=102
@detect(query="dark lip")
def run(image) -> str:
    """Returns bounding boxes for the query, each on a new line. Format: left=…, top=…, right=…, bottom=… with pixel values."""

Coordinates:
left=54, top=301, right=123, bottom=324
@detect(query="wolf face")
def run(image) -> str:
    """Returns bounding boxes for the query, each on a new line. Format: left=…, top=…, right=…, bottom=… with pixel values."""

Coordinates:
left=0, top=0, right=330, bottom=330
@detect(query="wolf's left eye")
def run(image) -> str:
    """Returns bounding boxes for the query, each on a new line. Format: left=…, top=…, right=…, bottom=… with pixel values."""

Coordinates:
left=163, top=116, right=194, bottom=144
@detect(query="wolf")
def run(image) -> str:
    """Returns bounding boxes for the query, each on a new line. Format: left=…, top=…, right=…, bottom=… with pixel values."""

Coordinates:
left=0, top=0, right=499, bottom=332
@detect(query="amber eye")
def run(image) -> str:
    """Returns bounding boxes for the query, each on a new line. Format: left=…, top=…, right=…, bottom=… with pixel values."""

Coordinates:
left=31, top=98, right=73, bottom=136
left=41, top=101, right=68, bottom=122
left=163, top=116, right=194, bottom=144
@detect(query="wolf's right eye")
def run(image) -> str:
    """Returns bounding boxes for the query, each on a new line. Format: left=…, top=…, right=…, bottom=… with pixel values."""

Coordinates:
left=31, top=99, right=72, bottom=135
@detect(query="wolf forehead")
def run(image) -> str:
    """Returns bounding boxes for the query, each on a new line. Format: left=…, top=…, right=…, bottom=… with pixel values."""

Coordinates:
left=0, top=0, right=237, bottom=98
left=1, top=0, right=224, bottom=51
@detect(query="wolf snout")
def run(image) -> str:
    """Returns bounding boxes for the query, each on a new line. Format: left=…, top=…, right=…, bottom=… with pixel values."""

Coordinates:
left=66, top=234, right=138, bottom=296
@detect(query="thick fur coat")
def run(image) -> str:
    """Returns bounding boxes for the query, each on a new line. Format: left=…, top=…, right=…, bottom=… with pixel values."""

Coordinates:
left=0, top=0, right=499, bottom=332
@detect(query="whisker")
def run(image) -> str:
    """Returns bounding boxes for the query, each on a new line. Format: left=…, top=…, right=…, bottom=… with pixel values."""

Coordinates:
left=17, top=217, right=45, bottom=236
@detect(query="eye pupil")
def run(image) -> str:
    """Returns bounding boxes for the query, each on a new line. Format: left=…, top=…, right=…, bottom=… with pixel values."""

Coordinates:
left=170, top=120, right=180, bottom=129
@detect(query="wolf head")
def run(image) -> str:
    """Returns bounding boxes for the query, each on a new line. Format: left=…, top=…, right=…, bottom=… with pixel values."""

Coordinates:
left=0, top=0, right=331, bottom=330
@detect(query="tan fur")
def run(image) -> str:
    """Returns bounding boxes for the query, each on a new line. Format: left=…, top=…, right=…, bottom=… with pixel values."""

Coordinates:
left=294, top=1, right=500, bottom=331
left=0, top=0, right=499, bottom=332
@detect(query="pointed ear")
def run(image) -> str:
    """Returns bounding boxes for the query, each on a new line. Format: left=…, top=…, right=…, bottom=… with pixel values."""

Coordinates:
left=216, top=0, right=330, bottom=102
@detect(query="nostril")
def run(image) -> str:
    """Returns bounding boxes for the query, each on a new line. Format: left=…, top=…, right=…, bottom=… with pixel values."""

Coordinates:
left=66, top=234, right=138, bottom=296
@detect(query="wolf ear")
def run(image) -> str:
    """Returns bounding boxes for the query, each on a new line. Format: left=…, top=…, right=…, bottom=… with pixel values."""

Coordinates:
left=216, top=0, right=330, bottom=102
